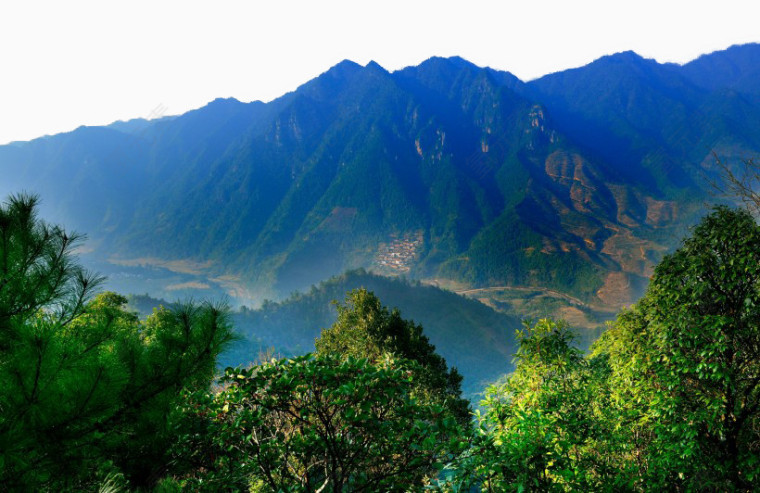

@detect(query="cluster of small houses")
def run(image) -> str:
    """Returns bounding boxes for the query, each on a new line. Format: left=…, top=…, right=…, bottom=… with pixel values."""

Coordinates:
left=374, top=233, right=423, bottom=273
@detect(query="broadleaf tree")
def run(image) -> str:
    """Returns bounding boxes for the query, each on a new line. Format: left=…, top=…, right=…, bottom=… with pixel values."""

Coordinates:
left=453, top=319, right=614, bottom=491
left=592, top=206, right=760, bottom=489
left=175, top=353, right=467, bottom=491
left=315, top=288, right=471, bottom=424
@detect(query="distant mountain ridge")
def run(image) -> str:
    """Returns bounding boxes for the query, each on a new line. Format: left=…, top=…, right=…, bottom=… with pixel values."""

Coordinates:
left=127, top=269, right=523, bottom=398
left=2, top=44, right=759, bottom=307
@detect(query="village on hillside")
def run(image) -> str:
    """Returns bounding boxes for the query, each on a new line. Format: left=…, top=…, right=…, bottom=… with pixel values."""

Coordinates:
left=372, top=231, right=424, bottom=274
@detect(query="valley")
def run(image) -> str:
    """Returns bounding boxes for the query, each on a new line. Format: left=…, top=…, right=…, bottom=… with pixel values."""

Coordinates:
left=5, top=2, right=760, bottom=488
left=2, top=44, right=759, bottom=360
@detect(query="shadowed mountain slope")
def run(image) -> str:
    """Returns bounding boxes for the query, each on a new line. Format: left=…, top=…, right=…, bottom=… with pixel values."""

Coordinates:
left=3, top=45, right=759, bottom=308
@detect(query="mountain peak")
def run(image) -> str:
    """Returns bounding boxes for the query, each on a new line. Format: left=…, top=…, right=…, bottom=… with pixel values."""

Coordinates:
left=596, top=50, right=648, bottom=65
left=293, top=58, right=389, bottom=103
left=310, top=59, right=365, bottom=85
left=2, top=48, right=756, bottom=317
left=394, top=56, right=480, bottom=83
left=206, top=97, right=242, bottom=106
left=687, top=42, right=760, bottom=65
left=364, top=60, right=388, bottom=73
left=326, top=59, right=363, bottom=75
left=417, top=55, right=477, bottom=70
left=681, top=43, right=760, bottom=93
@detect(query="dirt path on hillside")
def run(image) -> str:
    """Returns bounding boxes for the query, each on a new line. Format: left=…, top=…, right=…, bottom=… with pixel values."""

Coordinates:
left=454, top=286, right=595, bottom=310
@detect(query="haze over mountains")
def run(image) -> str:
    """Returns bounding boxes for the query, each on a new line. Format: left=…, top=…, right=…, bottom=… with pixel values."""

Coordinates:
left=2, top=43, right=759, bottom=310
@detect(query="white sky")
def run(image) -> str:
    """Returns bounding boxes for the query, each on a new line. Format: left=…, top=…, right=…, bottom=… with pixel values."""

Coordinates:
left=1, top=0, right=758, bottom=145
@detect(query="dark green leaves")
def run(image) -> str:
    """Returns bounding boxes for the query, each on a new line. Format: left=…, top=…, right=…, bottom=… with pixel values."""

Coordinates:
left=0, top=195, right=236, bottom=490
left=178, top=354, right=466, bottom=491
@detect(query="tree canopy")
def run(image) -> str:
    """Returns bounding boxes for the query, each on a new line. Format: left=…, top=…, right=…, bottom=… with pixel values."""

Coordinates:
left=445, top=206, right=760, bottom=491
left=315, top=289, right=471, bottom=424
left=6, top=193, right=760, bottom=491
left=0, top=194, right=236, bottom=490
left=594, top=205, right=760, bottom=489
left=175, top=289, right=471, bottom=491
left=176, top=354, right=466, bottom=491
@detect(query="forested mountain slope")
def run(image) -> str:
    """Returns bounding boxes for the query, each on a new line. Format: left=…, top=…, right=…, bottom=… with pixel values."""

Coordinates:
left=2, top=44, right=758, bottom=307
left=128, top=270, right=522, bottom=398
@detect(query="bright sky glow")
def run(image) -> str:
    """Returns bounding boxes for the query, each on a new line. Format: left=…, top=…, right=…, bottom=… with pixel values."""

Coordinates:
left=1, top=0, right=758, bottom=145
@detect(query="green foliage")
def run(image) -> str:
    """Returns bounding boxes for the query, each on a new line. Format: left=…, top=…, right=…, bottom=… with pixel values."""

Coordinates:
left=175, top=354, right=467, bottom=491
left=593, top=206, right=760, bottom=490
left=447, top=319, right=613, bottom=491
left=315, top=288, right=472, bottom=424
left=0, top=194, right=236, bottom=490
left=439, top=206, right=760, bottom=491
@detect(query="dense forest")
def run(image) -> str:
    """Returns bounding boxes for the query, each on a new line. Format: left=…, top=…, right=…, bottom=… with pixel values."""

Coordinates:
left=2, top=190, right=760, bottom=491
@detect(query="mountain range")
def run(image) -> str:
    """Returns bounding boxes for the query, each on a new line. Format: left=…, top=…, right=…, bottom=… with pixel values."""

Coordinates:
left=2, top=43, right=759, bottom=310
